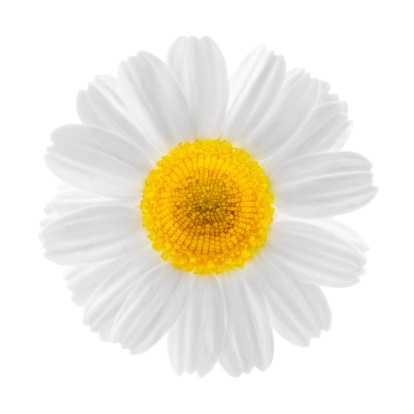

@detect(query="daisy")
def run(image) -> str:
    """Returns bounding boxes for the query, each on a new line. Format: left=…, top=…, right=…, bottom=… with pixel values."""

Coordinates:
left=40, top=36, right=377, bottom=377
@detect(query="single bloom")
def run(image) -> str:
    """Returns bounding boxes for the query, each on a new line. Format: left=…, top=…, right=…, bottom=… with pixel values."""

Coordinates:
left=40, top=36, right=377, bottom=377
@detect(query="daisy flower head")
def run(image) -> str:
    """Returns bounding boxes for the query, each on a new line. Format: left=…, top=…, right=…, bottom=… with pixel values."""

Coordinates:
left=40, top=36, right=377, bottom=377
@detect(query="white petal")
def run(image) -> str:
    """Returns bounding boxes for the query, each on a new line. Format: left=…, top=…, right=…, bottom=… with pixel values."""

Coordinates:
left=77, top=76, right=160, bottom=162
left=218, top=273, right=274, bottom=377
left=118, top=52, right=193, bottom=152
left=46, top=186, right=135, bottom=217
left=272, top=151, right=378, bottom=218
left=45, top=125, right=151, bottom=199
left=264, top=221, right=367, bottom=287
left=223, top=47, right=286, bottom=145
left=252, top=258, right=331, bottom=346
left=329, top=120, right=353, bottom=151
left=41, top=185, right=132, bottom=230
left=168, top=36, right=229, bottom=138
left=167, top=276, right=226, bottom=377
left=242, top=69, right=320, bottom=160
left=111, top=267, right=192, bottom=354
left=40, top=206, right=146, bottom=265
left=318, top=81, right=340, bottom=105
left=83, top=250, right=159, bottom=341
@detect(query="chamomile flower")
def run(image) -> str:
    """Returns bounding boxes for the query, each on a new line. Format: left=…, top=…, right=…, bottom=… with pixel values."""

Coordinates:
left=40, top=36, right=377, bottom=377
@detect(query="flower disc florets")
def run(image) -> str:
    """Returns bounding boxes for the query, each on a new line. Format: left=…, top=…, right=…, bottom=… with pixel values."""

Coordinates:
left=140, top=139, right=274, bottom=274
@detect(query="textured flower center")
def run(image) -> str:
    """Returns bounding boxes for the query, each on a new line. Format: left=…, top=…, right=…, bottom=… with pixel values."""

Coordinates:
left=140, top=139, right=274, bottom=275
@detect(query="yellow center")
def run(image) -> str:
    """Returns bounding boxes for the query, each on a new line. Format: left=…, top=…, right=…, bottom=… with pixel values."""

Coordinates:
left=140, top=139, right=274, bottom=275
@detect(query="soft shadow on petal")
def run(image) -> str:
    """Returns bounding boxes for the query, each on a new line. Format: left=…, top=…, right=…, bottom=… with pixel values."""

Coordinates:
left=168, top=36, right=229, bottom=139
left=167, top=276, right=226, bottom=377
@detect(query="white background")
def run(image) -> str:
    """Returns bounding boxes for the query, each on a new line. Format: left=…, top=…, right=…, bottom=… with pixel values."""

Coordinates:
left=1, top=0, right=413, bottom=413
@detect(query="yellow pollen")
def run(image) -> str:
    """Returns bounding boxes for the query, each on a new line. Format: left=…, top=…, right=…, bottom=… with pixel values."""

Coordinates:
left=140, top=139, right=274, bottom=275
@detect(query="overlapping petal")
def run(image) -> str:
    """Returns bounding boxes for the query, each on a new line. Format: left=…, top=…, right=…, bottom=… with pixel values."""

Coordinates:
left=45, top=185, right=135, bottom=218
left=268, top=100, right=351, bottom=164
left=64, top=257, right=128, bottom=308
left=83, top=250, right=159, bottom=341
left=263, top=220, right=367, bottom=287
left=167, top=276, right=226, bottom=376
left=236, top=68, right=321, bottom=160
left=218, top=273, right=274, bottom=376
left=76, top=75, right=160, bottom=162
left=111, top=267, right=192, bottom=354
left=251, top=257, right=331, bottom=346
left=224, top=47, right=286, bottom=145
left=118, top=51, right=193, bottom=152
